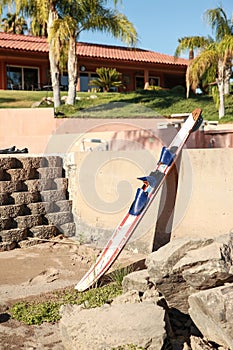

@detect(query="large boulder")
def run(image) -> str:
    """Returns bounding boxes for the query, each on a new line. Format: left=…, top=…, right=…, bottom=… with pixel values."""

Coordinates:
left=59, top=302, right=166, bottom=350
left=188, top=284, right=233, bottom=349
left=145, top=234, right=233, bottom=312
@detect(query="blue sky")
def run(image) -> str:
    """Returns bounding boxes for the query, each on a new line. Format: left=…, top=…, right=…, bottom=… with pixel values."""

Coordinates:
left=79, top=0, right=233, bottom=57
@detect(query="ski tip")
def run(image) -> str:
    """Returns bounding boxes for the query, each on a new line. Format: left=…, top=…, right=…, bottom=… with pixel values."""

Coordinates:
left=192, top=108, right=202, bottom=121
left=74, top=283, right=87, bottom=292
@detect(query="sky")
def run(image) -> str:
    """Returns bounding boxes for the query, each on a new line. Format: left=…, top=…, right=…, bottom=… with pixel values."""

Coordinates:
left=79, top=0, right=233, bottom=58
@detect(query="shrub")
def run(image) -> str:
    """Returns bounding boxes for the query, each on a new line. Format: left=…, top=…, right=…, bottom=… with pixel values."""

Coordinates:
left=89, top=67, right=122, bottom=92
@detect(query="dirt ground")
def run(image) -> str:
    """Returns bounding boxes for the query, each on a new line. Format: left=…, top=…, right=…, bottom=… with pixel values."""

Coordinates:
left=0, top=237, right=145, bottom=350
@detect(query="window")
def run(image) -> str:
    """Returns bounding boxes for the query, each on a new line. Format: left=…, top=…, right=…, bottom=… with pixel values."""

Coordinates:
left=135, top=76, right=144, bottom=90
left=7, top=66, right=39, bottom=90
left=79, top=72, right=99, bottom=92
left=149, top=77, right=160, bottom=87
left=135, top=76, right=160, bottom=90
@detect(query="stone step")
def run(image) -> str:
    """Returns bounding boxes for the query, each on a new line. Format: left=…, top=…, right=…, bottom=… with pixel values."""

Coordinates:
left=26, top=202, right=55, bottom=215
left=4, top=167, right=63, bottom=182
left=18, top=156, right=63, bottom=169
left=5, top=168, right=38, bottom=181
left=26, top=200, right=72, bottom=215
left=36, top=167, right=63, bottom=179
left=0, top=169, right=10, bottom=181
left=55, top=200, right=73, bottom=213
left=58, top=222, right=76, bottom=237
left=11, top=191, right=41, bottom=205
left=0, top=180, right=27, bottom=193
left=0, top=156, right=63, bottom=170
left=0, top=228, right=28, bottom=243
left=29, top=225, right=59, bottom=239
left=15, top=214, right=43, bottom=229
left=0, top=157, right=22, bottom=170
left=40, top=189, right=67, bottom=202
left=0, top=217, right=17, bottom=230
left=25, top=178, right=68, bottom=192
left=44, top=212, right=73, bottom=226
left=0, top=193, right=14, bottom=205
left=0, top=204, right=26, bottom=218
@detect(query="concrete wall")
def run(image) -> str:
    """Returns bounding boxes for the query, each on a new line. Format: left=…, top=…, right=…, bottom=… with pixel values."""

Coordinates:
left=1, top=108, right=233, bottom=254
left=0, top=107, right=224, bottom=154
left=171, top=148, right=233, bottom=240
left=63, top=148, right=233, bottom=253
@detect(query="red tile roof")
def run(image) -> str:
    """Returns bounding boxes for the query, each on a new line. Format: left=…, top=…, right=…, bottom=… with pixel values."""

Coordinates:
left=0, top=32, right=188, bottom=66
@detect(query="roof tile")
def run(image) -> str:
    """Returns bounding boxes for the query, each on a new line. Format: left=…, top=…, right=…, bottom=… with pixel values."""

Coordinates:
left=0, top=32, right=188, bottom=66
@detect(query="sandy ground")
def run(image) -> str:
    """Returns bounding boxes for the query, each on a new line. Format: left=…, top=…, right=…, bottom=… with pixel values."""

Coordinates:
left=0, top=238, right=145, bottom=349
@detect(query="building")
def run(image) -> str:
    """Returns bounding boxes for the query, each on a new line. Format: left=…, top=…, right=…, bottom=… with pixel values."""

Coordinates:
left=0, top=32, right=188, bottom=92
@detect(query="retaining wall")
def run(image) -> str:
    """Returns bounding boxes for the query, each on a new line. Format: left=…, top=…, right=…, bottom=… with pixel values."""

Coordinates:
left=1, top=108, right=233, bottom=154
left=0, top=155, right=75, bottom=251
left=63, top=148, right=233, bottom=253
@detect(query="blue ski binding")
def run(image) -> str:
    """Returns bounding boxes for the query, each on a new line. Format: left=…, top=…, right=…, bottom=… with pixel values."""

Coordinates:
left=129, top=176, right=157, bottom=216
left=158, top=147, right=175, bottom=166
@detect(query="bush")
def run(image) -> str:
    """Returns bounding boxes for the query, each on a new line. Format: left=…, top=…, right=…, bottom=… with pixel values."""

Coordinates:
left=170, top=85, right=186, bottom=95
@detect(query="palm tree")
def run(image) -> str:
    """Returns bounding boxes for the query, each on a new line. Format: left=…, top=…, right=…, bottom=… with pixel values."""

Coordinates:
left=204, top=7, right=233, bottom=95
left=1, top=12, right=28, bottom=34
left=89, top=67, right=122, bottom=92
left=175, top=36, right=211, bottom=60
left=50, top=0, right=137, bottom=105
left=11, top=0, right=67, bottom=108
left=1, top=0, right=136, bottom=108
left=175, top=7, right=233, bottom=118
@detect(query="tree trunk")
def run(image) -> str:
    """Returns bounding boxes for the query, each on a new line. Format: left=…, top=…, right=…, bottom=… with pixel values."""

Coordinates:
left=217, top=60, right=225, bottom=119
left=224, top=65, right=231, bottom=95
left=47, top=8, right=61, bottom=109
left=218, top=81, right=225, bottom=118
left=67, top=35, right=78, bottom=105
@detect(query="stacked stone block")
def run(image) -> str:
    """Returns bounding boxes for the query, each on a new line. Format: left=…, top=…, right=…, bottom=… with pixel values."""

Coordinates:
left=0, top=156, right=76, bottom=251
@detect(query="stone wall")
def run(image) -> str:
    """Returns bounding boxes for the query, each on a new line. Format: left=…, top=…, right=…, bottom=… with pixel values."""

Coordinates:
left=0, top=155, right=75, bottom=251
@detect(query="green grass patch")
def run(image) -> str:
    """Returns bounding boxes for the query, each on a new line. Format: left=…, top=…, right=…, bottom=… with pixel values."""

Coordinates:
left=10, top=283, right=122, bottom=325
left=0, top=89, right=233, bottom=121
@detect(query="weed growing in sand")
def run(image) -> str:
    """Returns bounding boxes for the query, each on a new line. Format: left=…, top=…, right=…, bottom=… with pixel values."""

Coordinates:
left=108, top=264, right=135, bottom=286
left=10, top=283, right=122, bottom=325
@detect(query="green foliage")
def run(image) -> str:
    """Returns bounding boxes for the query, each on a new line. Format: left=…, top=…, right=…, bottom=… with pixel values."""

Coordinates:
left=10, top=301, right=61, bottom=325
left=108, top=264, right=135, bottom=286
left=1, top=89, right=233, bottom=121
left=170, top=85, right=186, bottom=95
left=10, top=283, right=122, bottom=325
left=146, top=85, right=163, bottom=91
left=89, top=67, right=123, bottom=92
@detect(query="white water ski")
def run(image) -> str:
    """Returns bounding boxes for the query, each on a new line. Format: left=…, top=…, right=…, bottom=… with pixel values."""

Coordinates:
left=75, top=108, right=203, bottom=291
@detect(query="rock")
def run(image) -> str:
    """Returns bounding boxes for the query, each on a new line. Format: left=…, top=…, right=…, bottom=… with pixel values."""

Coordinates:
left=188, top=284, right=233, bottom=349
left=122, top=269, right=150, bottom=293
left=59, top=302, right=166, bottom=350
left=145, top=235, right=233, bottom=312
left=111, top=290, right=141, bottom=304
left=146, top=237, right=214, bottom=280
left=190, top=336, right=216, bottom=349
